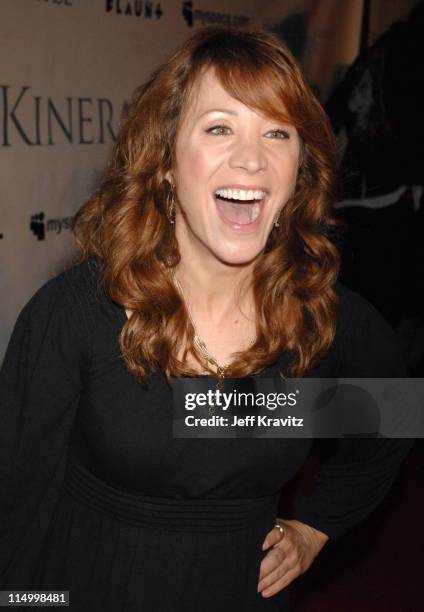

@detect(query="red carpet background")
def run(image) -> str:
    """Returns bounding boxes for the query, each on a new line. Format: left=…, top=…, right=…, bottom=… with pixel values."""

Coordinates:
left=283, top=440, right=422, bottom=611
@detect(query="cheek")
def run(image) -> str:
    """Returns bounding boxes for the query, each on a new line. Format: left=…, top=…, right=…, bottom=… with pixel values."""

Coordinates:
left=174, top=150, right=212, bottom=218
left=279, top=154, right=300, bottom=187
left=177, top=155, right=204, bottom=197
left=195, top=148, right=220, bottom=182
left=180, top=140, right=223, bottom=186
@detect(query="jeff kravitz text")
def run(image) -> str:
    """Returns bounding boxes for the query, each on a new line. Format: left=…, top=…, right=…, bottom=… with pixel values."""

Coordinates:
left=185, top=414, right=304, bottom=427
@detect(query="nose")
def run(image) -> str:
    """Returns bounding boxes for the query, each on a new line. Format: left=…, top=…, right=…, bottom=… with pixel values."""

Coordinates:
left=228, top=134, right=267, bottom=173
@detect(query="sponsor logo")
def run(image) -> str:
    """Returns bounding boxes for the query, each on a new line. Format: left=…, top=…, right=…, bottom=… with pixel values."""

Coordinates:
left=30, top=213, right=45, bottom=241
left=30, top=212, right=74, bottom=241
left=182, top=1, right=249, bottom=28
left=106, top=0, right=163, bottom=19
left=0, top=86, right=118, bottom=146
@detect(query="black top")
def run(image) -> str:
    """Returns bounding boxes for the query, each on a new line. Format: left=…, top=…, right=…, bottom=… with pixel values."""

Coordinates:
left=0, top=259, right=414, bottom=612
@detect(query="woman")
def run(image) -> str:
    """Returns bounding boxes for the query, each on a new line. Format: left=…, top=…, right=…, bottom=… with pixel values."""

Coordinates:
left=0, top=27, right=414, bottom=611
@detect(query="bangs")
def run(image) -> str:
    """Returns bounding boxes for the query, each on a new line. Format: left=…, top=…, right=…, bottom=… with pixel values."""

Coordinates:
left=215, top=62, right=301, bottom=130
left=182, top=32, right=307, bottom=133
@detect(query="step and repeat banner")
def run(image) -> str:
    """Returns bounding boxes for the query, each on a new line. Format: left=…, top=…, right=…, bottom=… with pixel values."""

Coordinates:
left=0, top=0, right=417, bottom=361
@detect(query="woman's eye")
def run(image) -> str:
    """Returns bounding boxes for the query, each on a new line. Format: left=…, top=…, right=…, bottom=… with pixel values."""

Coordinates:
left=205, top=126, right=290, bottom=138
left=206, top=125, right=232, bottom=136
left=266, top=129, right=290, bottom=139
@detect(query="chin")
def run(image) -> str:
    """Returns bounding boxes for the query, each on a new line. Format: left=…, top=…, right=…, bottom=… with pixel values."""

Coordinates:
left=213, top=245, right=263, bottom=267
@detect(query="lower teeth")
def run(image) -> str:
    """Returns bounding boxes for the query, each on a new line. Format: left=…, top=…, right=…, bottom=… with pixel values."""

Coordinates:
left=250, top=203, right=260, bottom=221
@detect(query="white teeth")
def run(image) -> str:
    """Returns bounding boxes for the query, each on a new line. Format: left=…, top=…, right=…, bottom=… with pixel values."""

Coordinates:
left=250, top=203, right=261, bottom=222
left=214, top=188, right=266, bottom=201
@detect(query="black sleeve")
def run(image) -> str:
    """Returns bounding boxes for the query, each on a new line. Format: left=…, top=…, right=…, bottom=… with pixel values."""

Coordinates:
left=287, top=286, right=415, bottom=541
left=0, top=271, right=90, bottom=587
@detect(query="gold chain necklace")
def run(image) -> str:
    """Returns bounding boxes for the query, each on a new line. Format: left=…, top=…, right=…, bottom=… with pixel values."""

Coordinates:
left=170, top=272, right=255, bottom=414
left=171, top=274, right=230, bottom=376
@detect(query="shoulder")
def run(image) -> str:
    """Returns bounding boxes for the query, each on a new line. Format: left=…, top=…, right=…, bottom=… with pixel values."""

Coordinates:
left=13, top=258, right=110, bottom=355
left=21, top=257, right=104, bottom=320
left=332, top=281, right=408, bottom=376
left=334, top=281, right=391, bottom=332
left=58, top=257, right=106, bottom=312
left=4, top=259, right=107, bottom=383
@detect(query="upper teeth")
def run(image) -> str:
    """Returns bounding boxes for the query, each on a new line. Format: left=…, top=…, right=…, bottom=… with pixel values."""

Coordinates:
left=215, top=188, right=266, bottom=201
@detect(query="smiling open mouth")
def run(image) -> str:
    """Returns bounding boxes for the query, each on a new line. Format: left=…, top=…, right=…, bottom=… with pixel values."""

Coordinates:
left=214, top=188, right=266, bottom=225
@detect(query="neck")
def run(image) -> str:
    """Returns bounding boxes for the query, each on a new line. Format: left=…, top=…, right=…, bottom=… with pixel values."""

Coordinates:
left=172, top=251, right=256, bottom=324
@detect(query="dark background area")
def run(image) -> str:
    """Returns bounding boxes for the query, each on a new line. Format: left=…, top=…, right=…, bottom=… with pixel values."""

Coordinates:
left=278, top=2, right=423, bottom=610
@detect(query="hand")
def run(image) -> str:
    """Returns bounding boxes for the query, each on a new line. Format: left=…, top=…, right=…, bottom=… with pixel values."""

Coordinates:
left=257, top=519, right=329, bottom=598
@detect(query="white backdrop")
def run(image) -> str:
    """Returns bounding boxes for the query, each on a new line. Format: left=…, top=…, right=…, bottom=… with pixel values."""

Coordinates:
left=1, top=0, right=412, bottom=361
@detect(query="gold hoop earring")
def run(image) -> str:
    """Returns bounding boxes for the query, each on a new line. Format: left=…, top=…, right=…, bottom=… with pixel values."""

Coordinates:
left=166, top=188, right=176, bottom=225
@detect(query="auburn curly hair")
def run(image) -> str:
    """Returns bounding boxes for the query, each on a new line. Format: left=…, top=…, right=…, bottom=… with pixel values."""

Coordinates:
left=72, top=26, right=341, bottom=385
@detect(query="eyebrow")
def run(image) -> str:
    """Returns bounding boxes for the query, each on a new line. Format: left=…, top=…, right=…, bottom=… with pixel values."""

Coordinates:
left=198, top=108, right=238, bottom=118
